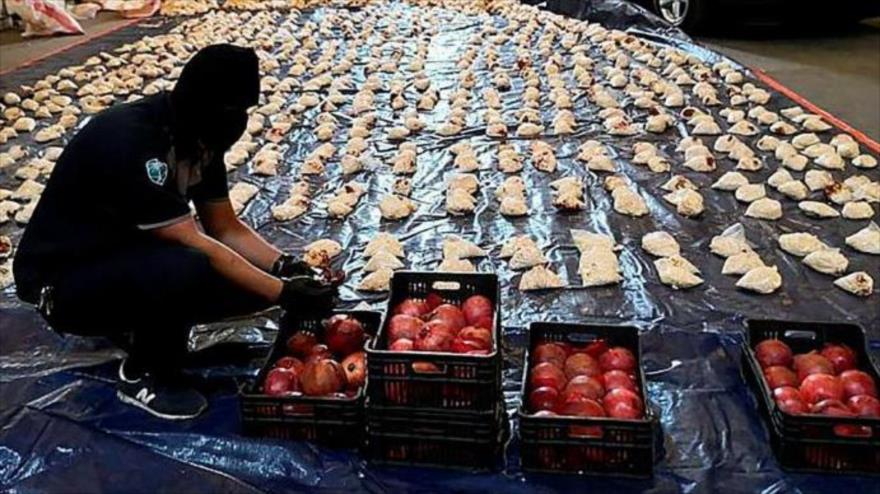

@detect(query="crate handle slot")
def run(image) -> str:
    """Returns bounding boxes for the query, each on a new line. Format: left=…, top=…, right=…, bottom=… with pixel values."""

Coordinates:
left=282, top=403, right=316, bottom=416
left=431, top=281, right=461, bottom=291
left=566, top=332, right=599, bottom=344
left=567, top=424, right=603, bottom=439
left=783, top=330, right=817, bottom=341
left=832, top=424, right=873, bottom=439
left=411, top=361, right=448, bottom=375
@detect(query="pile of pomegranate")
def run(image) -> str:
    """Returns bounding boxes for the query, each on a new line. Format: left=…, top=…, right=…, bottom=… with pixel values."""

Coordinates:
left=385, top=294, right=494, bottom=354
left=755, top=338, right=879, bottom=422
left=526, top=339, right=645, bottom=420
left=262, top=314, right=368, bottom=398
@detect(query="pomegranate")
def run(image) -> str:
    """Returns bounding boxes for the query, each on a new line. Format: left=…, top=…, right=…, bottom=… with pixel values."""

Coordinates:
left=773, top=386, right=803, bottom=403
left=847, top=395, right=880, bottom=417
left=387, top=314, right=424, bottom=342
left=428, top=304, right=467, bottom=333
left=264, top=367, right=299, bottom=396
left=602, top=370, right=638, bottom=393
left=763, top=366, right=799, bottom=390
left=451, top=337, right=485, bottom=354
left=325, top=315, right=366, bottom=355
left=605, top=387, right=644, bottom=420
left=777, top=398, right=807, bottom=415
left=557, top=397, right=606, bottom=418
left=389, top=338, right=414, bottom=351
left=300, top=359, right=346, bottom=396
left=799, top=373, right=844, bottom=404
left=820, top=343, right=857, bottom=374
left=305, top=344, right=332, bottom=364
left=414, top=322, right=453, bottom=351
left=574, top=340, right=609, bottom=359
left=341, top=351, right=366, bottom=390
left=561, top=375, right=604, bottom=402
left=394, top=298, right=431, bottom=317
left=598, top=347, right=637, bottom=372
left=461, top=295, right=494, bottom=328
left=529, top=386, right=560, bottom=412
left=458, top=326, right=492, bottom=350
left=286, top=330, right=317, bottom=357
left=530, top=362, right=567, bottom=391
left=532, top=343, right=568, bottom=368
left=754, top=339, right=793, bottom=369
left=424, top=293, right=444, bottom=310
left=793, top=352, right=834, bottom=382
left=810, top=399, right=850, bottom=415
left=563, top=353, right=602, bottom=380
left=275, top=356, right=304, bottom=375
left=839, top=370, right=877, bottom=398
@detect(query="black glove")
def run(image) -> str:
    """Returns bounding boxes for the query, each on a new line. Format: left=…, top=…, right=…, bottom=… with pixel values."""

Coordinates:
left=270, top=253, right=312, bottom=278
left=278, top=276, right=338, bottom=318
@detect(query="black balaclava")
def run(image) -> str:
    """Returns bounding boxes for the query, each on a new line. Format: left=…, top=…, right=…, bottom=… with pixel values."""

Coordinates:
left=171, top=44, right=260, bottom=156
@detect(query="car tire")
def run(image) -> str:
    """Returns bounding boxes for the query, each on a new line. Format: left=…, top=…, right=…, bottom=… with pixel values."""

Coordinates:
left=652, top=0, right=709, bottom=31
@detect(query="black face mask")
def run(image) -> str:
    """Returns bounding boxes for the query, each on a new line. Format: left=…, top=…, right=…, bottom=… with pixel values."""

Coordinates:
left=171, top=44, right=260, bottom=154
left=199, top=106, right=248, bottom=151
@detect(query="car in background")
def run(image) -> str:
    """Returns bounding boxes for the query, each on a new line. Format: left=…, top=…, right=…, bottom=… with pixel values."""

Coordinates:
left=634, top=0, right=880, bottom=30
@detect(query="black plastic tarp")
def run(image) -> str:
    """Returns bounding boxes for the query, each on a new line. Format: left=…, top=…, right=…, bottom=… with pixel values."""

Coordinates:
left=1, top=1, right=878, bottom=492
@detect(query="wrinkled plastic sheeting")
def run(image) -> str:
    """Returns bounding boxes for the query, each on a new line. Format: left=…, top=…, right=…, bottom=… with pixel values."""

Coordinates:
left=2, top=1, right=880, bottom=493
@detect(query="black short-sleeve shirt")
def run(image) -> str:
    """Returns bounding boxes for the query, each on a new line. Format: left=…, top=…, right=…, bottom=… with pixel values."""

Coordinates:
left=13, top=93, right=230, bottom=301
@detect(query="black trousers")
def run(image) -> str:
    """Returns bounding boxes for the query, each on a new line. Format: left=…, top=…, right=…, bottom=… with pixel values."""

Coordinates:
left=41, top=243, right=270, bottom=376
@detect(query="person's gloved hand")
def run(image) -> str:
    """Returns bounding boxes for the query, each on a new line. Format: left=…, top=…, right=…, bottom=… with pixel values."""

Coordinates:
left=271, top=253, right=312, bottom=278
left=278, top=276, right=338, bottom=318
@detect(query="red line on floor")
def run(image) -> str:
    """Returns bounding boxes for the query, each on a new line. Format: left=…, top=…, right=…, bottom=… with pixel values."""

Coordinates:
left=0, top=17, right=143, bottom=77
left=752, top=68, right=880, bottom=155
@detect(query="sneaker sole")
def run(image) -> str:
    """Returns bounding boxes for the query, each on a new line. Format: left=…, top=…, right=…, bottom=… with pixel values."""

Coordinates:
left=116, top=390, right=206, bottom=421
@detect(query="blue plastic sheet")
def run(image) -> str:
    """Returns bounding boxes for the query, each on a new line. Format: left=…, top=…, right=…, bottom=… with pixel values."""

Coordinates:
left=1, top=1, right=879, bottom=492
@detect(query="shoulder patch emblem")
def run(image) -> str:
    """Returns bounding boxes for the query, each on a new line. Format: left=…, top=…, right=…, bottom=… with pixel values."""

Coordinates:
left=145, top=158, right=168, bottom=186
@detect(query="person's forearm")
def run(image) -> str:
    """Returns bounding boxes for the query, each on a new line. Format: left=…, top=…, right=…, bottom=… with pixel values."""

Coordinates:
left=191, top=232, right=283, bottom=301
left=214, top=219, right=282, bottom=271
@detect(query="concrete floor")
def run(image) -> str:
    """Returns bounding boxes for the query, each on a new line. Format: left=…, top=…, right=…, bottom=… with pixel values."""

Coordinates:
left=698, top=18, right=880, bottom=141
left=0, top=13, right=878, bottom=141
left=0, top=12, right=134, bottom=72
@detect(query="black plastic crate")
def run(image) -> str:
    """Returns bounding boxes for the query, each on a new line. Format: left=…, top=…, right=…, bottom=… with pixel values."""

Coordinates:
left=518, top=322, right=657, bottom=477
left=239, top=310, right=381, bottom=448
left=366, top=271, right=503, bottom=411
left=364, top=403, right=508, bottom=470
left=742, top=319, right=880, bottom=474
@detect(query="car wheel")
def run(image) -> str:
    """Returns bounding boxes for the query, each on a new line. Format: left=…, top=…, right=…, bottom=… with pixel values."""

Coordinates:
left=653, top=0, right=708, bottom=30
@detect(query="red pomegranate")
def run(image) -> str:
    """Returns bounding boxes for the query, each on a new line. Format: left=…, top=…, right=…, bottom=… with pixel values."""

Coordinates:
left=325, top=315, right=366, bottom=355
left=561, top=375, right=605, bottom=402
left=529, top=362, right=567, bottom=391
left=286, top=331, right=317, bottom=357
left=820, top=344, right=857, bottom=374
left=532, top=343, right=568, bottom=368
left=300, top=359, right=346, bottom=396
left=764, top=366, right=799, bottom=390
left=793, top=352, right=834, bottom=382
left=458, top=326, right=492, bottom=350
left=394, top=298, right=431, bottom=318
left=341, top=351, right=366, bottom=390
left=839, top=370, right=877, bottom=399
left=529, top=386, right=560, bottom=412
left=428, top=304, right=466, bottom=331
left=754, top=339, right=793, bottom=369
left=799, top=373, right=844, bottom=405
left=564, top=353, right=602, bottom=380
left=602, top=370, right=637, bottom=393
left=264, top=367, right=299, bottom=396
left=461, top=295, right=494, bottom=328
left=387, top=314, right=424, bottom=342
left=598, top=347, right=636, bottom=372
